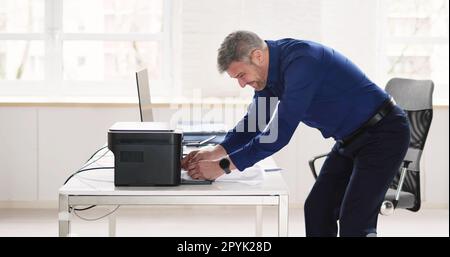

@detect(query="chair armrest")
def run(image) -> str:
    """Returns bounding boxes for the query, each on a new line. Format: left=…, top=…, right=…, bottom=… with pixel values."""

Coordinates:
left=308, top=153, right=329, bottom=180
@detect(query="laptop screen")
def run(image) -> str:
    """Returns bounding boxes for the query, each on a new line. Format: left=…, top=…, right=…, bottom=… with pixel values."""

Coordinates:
left=136, top=69, right=154, bottom=122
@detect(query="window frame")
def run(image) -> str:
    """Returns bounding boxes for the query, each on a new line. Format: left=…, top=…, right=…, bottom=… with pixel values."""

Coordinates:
left=0, top=0, right=173, bottom=100
left=377, top=0, right=449, bottom=106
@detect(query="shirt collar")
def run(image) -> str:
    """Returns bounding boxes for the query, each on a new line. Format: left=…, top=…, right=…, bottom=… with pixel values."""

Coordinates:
left=265, top=40, right=281, bottom=88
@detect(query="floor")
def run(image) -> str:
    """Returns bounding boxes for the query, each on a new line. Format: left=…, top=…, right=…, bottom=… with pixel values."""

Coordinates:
left=0, top=206, right=448, bottom=237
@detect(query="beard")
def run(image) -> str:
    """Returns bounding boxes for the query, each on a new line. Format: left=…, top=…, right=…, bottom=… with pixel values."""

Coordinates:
left=249, top=63, right=267, bottom=91
left=252, top=81, right=266, bottom=91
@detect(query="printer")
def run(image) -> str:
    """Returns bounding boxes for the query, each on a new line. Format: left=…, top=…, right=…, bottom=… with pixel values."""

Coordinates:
left=107, top=122, right=182, bottom=186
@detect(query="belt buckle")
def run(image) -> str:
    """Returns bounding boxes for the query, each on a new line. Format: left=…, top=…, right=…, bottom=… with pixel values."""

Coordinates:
left=390, top=97, right=396, bottom=105
left=371, top=113, right=384, bottom=125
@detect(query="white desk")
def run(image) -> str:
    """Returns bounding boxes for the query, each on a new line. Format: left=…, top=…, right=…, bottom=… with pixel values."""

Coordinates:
left=58, top=149, right=289, bottom=237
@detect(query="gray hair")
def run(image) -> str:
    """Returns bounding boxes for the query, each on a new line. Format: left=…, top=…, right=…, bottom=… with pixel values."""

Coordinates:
left=217, top=30, right=265, bottom=73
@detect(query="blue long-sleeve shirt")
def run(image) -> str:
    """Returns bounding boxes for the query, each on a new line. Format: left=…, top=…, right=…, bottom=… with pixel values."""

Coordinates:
left=220, top=39, right=389, bottom=171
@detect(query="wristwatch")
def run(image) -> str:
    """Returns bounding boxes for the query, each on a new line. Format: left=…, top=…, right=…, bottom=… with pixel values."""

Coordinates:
left=219, top=158, right=232, bottom=174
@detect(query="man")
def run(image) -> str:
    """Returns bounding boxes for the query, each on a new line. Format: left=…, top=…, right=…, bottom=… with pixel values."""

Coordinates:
left=181, top=31, right=410, bottom=237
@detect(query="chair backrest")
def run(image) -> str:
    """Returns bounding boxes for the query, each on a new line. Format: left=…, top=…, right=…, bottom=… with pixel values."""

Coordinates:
left=385, top=78, right=434, bottom=211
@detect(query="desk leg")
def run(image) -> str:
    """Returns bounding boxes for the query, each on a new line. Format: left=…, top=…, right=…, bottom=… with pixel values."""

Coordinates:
left=255, top=205, right=263, bottom=237
left=58, top=194, right=71, bottom=237
left=278, top=195, right=288, bottom=237
left=108, top=210, right=116, bottom=237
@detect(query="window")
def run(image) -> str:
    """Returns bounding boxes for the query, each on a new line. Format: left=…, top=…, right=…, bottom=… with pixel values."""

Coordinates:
left=381, top=0, right=449, bottom=105
left=0, top=0, right=171, bottom=100
left=0, top=0, right=44, bottom=83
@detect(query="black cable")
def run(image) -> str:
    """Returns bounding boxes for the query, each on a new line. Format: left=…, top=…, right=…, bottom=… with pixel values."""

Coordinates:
left=63, top=146, right=113, bottom=212
left=63, top=146, right=110, bottom=186
left=70, top=205, right=97, bottom=212
left=74, top=205, right=97, bottom=211
left=73, top=205, right=121, bottom=221
left=80, top=148, right=111, bottom=171
left=80, top=145, right=108, bottom=169
left=64, top=166, right=113, bottom=185
left=65, top=166, right=113, bottom=211
left=86, top=145, right=108, bottom=161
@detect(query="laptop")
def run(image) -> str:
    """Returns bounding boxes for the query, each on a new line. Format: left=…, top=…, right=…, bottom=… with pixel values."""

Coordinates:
left=136, top=69, right=154, bottom=122
left=135, top=69, right=212, bottom=184
left=136, top=68, right=226, bottom=146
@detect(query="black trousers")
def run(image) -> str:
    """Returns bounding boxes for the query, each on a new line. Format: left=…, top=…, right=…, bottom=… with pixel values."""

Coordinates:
left=304, top=105, right=410, bottom=237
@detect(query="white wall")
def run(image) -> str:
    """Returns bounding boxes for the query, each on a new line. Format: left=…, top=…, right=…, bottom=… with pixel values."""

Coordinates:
left=0, top=107, right=38, bottom=201
left=422, top=106, right=449, bottom=205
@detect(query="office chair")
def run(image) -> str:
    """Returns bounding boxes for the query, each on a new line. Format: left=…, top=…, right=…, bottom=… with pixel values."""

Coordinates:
left=308, top=78, right=434, bottom=215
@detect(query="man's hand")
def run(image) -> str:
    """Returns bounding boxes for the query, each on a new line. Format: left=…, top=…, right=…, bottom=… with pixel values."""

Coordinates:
left=180, top=145, right=227, bottom=170
left=187, top=160, right=224, bottom=181
left=181, top=150, right=200, bottom=170
left=181, top=149, right=213, bottom=170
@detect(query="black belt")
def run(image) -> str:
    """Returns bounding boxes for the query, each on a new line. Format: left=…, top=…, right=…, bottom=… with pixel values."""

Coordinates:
left=338, top=97, right=396, bottom=146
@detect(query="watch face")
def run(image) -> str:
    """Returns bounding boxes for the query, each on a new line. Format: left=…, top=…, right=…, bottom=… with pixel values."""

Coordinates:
left=219, top=158, right=230, bottom=169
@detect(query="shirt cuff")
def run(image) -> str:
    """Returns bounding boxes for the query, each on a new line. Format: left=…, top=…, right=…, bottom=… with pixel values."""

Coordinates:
left=219, top=141, right=233, bottom=156
left=227, top=147, right=256, bottom=171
